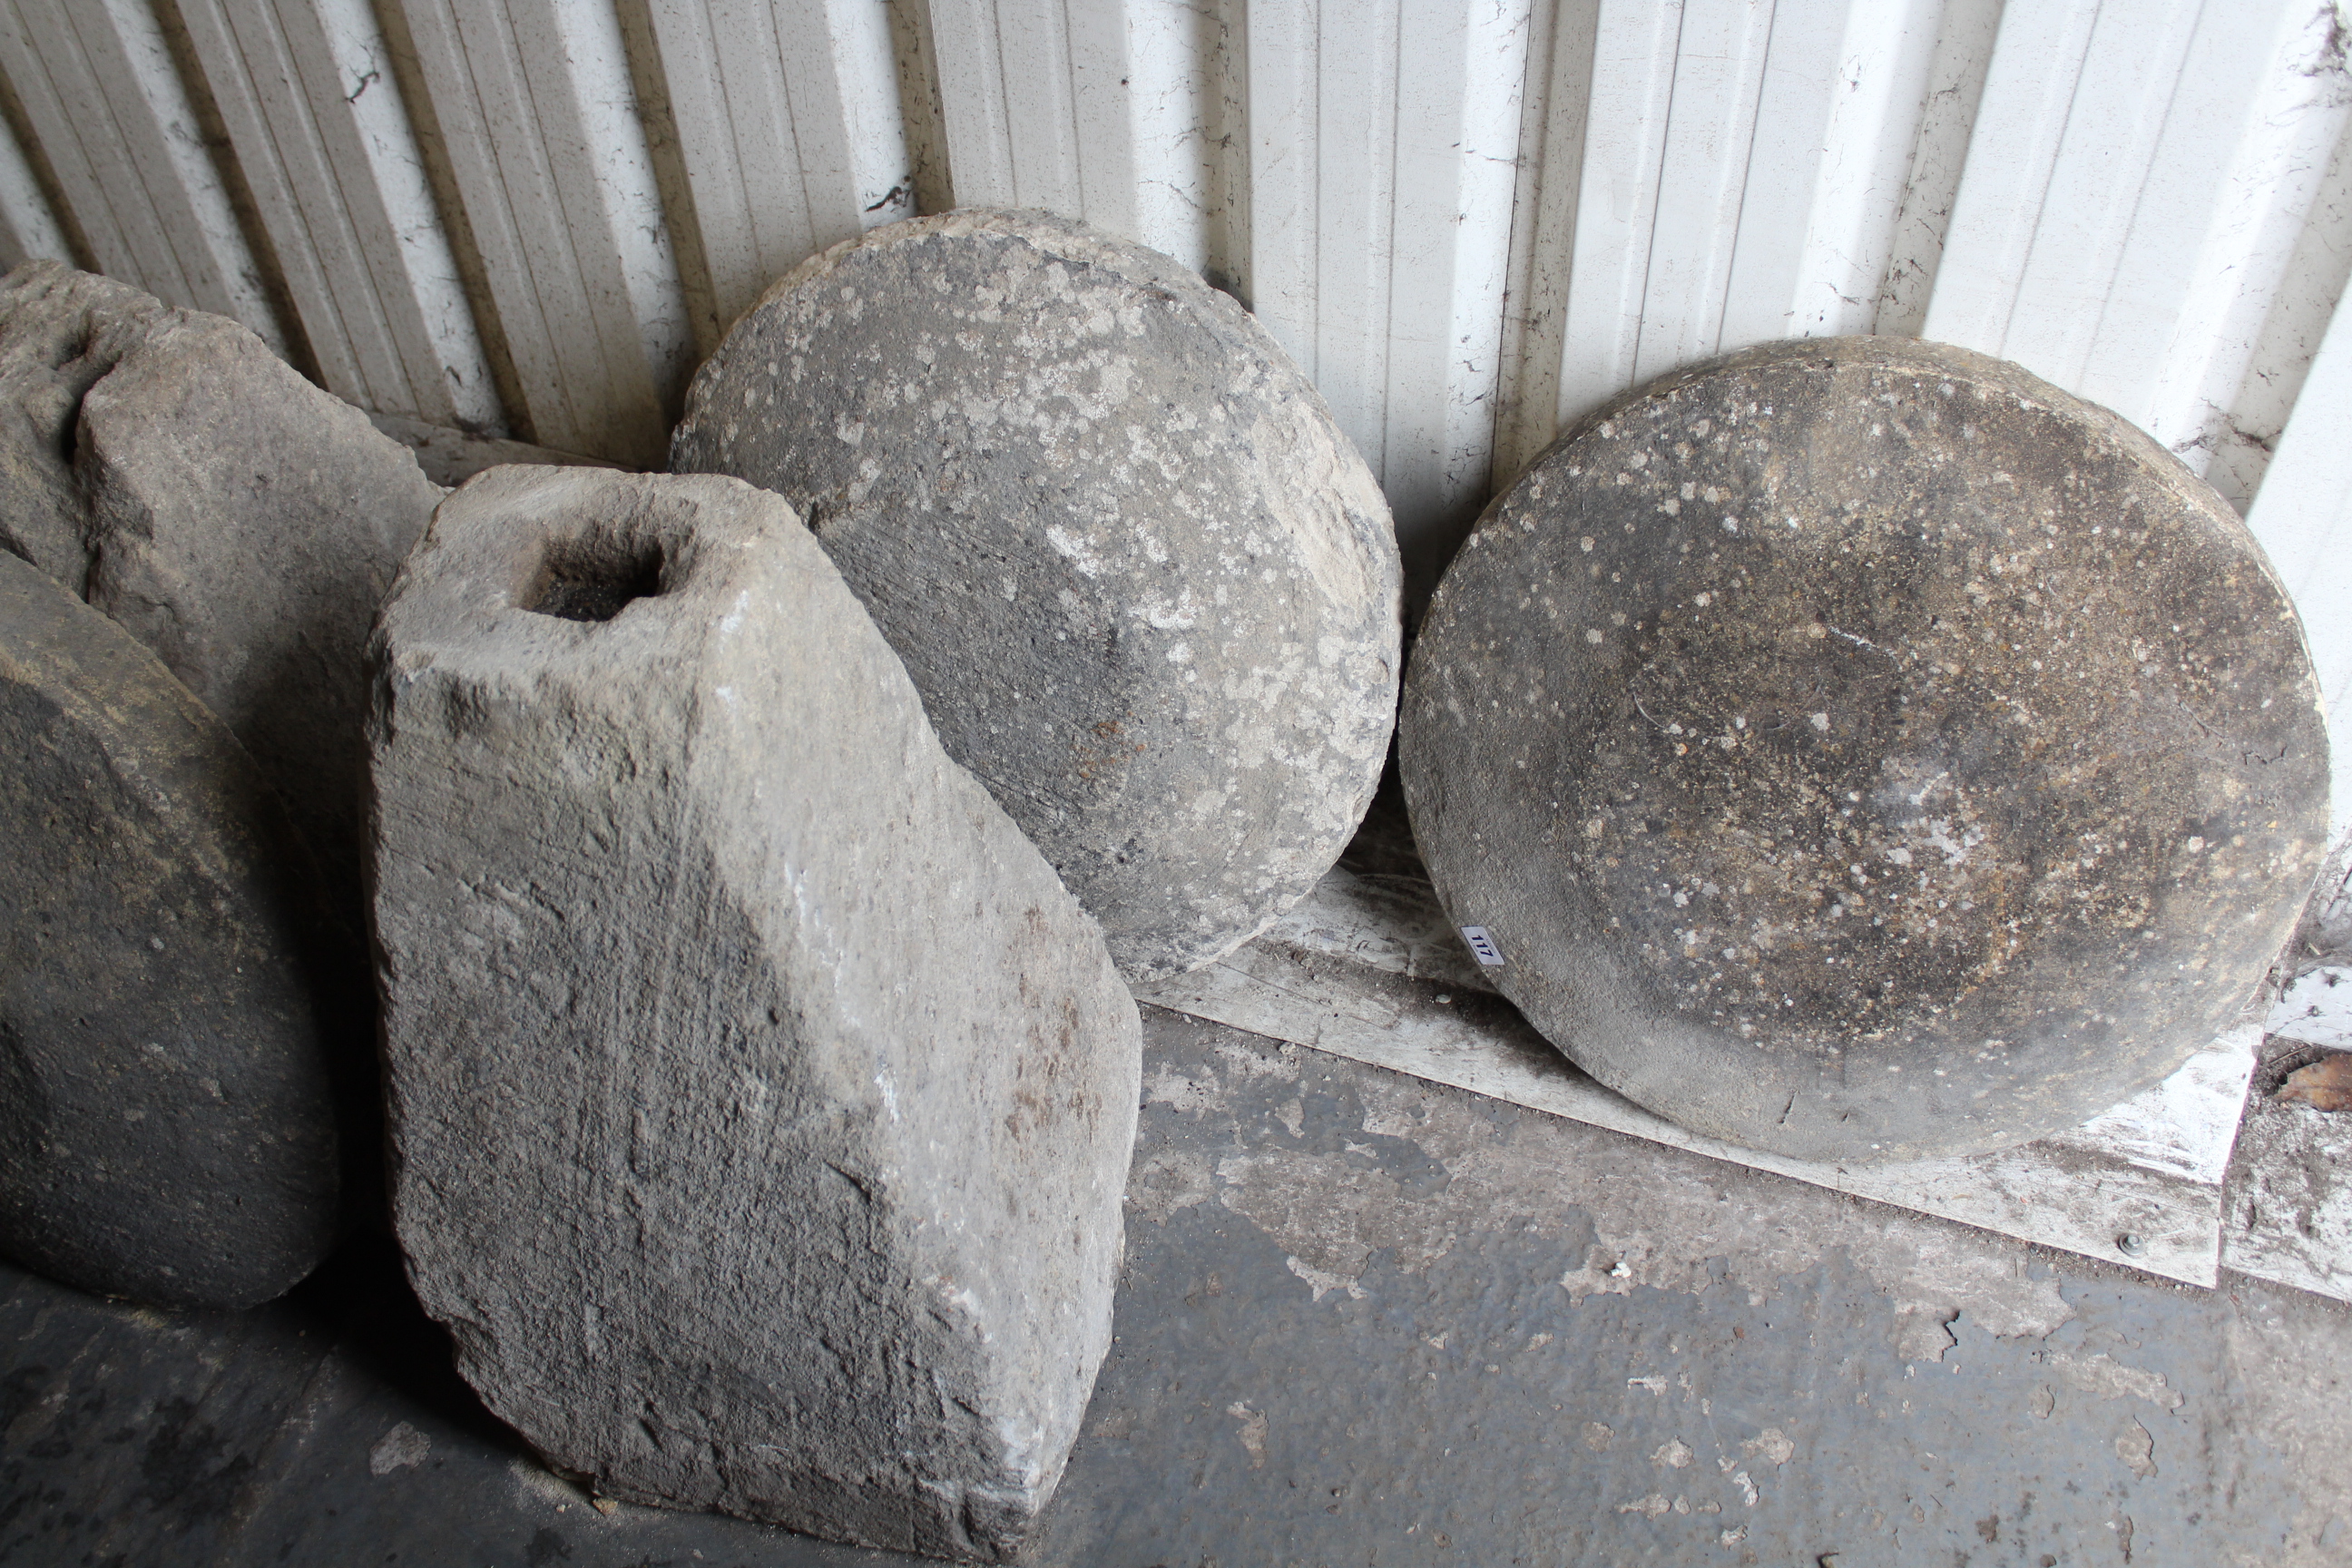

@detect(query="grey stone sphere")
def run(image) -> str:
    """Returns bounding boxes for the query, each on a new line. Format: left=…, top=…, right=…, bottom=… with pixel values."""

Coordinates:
left=671, top=210, right=1402, bottom=982
left=1402, top=337, right=2329, bottom=1162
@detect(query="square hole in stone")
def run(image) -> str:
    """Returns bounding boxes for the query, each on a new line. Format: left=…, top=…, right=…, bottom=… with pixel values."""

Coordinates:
left=526, top=538, right=664, bottom=622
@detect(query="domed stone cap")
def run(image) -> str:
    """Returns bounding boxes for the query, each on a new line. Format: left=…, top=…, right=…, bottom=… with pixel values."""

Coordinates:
left=0, top=551, right=340, bottom=1308
left=671, top=209, right=1402, bottom=982
left=1401, top=337, right=2329, bottom=1163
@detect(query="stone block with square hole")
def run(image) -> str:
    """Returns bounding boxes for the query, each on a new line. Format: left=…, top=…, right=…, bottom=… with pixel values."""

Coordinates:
left=368, top=467, right=1141, bottom=1561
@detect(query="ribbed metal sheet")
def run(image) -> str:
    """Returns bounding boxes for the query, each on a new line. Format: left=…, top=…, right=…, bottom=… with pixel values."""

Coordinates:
left=2, top=0, right=2348, bottom=801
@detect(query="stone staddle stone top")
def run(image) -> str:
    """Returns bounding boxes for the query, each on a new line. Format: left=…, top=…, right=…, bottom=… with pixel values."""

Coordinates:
left=1402, top=338, right=2329, bottom=1163
left=0, top=552, right=338, bottom=1308
left=671, top=209, right=1403, bottom=982
left=370, top=468, right=1141, bottom=1560
left=0, top=261, right=168, bottom=589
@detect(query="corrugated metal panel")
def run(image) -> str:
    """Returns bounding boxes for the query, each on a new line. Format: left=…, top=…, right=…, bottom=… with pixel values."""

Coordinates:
left=2, top=0, right=2348, bottom=790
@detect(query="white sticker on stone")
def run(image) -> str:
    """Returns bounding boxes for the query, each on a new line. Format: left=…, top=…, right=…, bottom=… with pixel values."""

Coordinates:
left=1460, top=926, right=1505, bottom=968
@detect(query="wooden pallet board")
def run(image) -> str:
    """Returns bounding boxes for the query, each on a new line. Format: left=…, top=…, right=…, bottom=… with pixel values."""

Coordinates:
left=1139, top=861, right=2259, bottom=1289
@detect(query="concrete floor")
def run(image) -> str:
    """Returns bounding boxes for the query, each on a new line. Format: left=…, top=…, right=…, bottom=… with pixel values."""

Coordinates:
left=4, top=1005, right=2347, bottom=1567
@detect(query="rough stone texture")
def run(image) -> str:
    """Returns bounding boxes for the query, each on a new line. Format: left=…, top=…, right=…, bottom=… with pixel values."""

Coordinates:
left=0, top=261, right=170, bottom=589
left=369, top=467, right=1142, bottom=1561
left=671, top=209, right=1402, bottom=982
left=368, top=411, right=626, bottom=487
left=75, top=309, right=445, bottom=925
left=1402, top=337, right=2329, bottom=1162
left=0, top=551, right=339, bottom=1308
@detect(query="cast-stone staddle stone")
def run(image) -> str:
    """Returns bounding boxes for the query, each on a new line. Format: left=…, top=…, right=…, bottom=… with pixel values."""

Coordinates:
left=74, top=304, right=445, bottom=923
left=0, top=261, right=168, bottom=588
left=1402, top=338, right=2329, bottom=1162
left=671, top=209, right=1402, bottom=981
left=0, top=551, right=338, bottom=1308
left=370, top=468, right=1142, bottom=1561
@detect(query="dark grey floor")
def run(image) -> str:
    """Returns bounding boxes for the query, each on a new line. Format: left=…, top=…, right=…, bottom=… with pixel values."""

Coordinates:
left=5, top=1006, right=2347, bottom=1567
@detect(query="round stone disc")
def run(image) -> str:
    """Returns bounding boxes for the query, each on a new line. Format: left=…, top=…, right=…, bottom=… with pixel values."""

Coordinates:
left=0, top=551, right=340, bottom=1306
left=1401, top=338, right=2329, bottom=1162
left=671, top=210, right=1402, bottom=982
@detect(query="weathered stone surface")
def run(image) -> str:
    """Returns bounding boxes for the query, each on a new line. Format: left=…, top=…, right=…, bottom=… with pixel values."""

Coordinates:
left=1402, top=338, right=2329, bottom=1162
left=370, top=467, right=1142, bottom=1559
left=76, top=309, right=444, bottom=924
left=368, top=411, right=625, bottom=487
left=0, top=261, right=169, bottom=588
left=0, top=551, right=339, bottom=1308
left=671, top=209, right=1402, bottom=981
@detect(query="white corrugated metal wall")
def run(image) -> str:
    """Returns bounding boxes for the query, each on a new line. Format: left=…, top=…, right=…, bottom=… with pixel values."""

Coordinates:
left=4, top=0, right=2351, bottom=807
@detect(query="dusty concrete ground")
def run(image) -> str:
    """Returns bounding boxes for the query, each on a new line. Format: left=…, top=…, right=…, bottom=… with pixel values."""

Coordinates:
left=3, top=1004, right=2347, bottom=1567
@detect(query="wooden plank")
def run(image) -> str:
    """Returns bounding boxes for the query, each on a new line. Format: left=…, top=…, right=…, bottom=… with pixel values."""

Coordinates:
left=1867, top=0, right=2001, bottom=336
left=1985, top=0, right=2211, bottom=398
left=2221, top=1088, right=2352, bottom=1303
left=1125, top=0, right=1241, bottom=277
left=823, top=0, right=916, bottom=233
left=0, top=0, right=289, bottom=348
left=920, top=0, right=1135, bottom=236
left=1553, top=0, right=1681, bottom=425
left=1490, top=0, right=1599, bottom=487
left=368, top=410, right=623, bottom=485
left=1628, top=0, right=1770, bottom=377
left=0, top=76, right=67, bottom=268
left=1137, top=862, right=2259, bottom=1289
left=2245, top=289, right=2352, bottom=837
left=1244, top=0, right=1530, bottom=591
left=2202, top=113, right=2352, bottom=514
left=1378, top=0, right=1529, bottom=592
left=2126, top=3, right=2352, bottom=492
left=173, top=0, right=476, bottom=423
left=309, top=0, right=501, bottom=429
left=1306, top=0, right=1398, bottom=478
left=1917, top=0, right=2102, bottom=354
left=623, top=0, right=867, bottom=356
left=1716, top=0, right=1938, bottom=346
left=386, top=0, right=679, bottom=466
left=1242, top=0, right=1318, bottom=371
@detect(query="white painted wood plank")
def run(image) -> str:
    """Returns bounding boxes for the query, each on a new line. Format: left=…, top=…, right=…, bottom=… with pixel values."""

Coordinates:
left=2245, top=288, right=2352, bottom=838
left=2204, top=116, right=2352, bottom=514
left=2126, top=2, right=2352, bottom=485
left=632, top=0, right=866, bottom=353
left=0, top=0, right=289, bottom=348
left=1710, top=0, right=1849, bottom=348
left=921, top=0, right=1135, bottom=236
left=389, top=0, right=680, bottom=466
left=1993, top=0, right=2210, bottom=393
left=311, top=0, right=499, bottom=429
left=1378, top=0, right=1530, bottom=592
left=175, top=0, right=474, bottom=422
left=1553, top=0, right=1681, bottom=424
left=1782, top=0, right=1940, bottom=338
left=1919, top=0, right=2101, bottom=354
left=1491, top=0, right=1600, bottom=486
left=920, top=0, right=1018, bottom=204
left=1629, top=0, right=1770, bottom=378
left=1243, top=0, right=1319, bottom=370
left=2221, top=1093, right=2352, bottom=1304
left=824, top=0, right=916, bottom=230
left=1718, top=0, right=1939, bottom=347
left=1126, top=0, right=1238, bottom=277
left=368, top=409, right=624, bottom=485
left=1138, top=861, right=2256, bottom=1289
left=0, top=79, right=67, bottom=269
left=1307, top=0, right=1399, bottom=479
left=1063, top=0, right=1135, bottom=232
left=1868, top=0, right=2000, bottom=336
